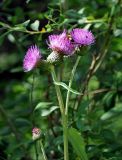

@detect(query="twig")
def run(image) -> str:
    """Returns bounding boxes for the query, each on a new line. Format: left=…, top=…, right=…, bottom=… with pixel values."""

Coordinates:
left=74, top=55, right=97, bottom=110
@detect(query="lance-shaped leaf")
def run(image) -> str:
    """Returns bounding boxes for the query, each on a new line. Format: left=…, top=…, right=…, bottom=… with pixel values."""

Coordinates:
left=53, top=80, right=81, bottom=95
left=68, top=127, right=88, bottom=160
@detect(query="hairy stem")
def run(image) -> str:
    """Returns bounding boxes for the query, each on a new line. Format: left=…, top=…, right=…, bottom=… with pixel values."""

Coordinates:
left=51, top=66, right=65, bottom=115
left=51, top=65, right=69, bottom=160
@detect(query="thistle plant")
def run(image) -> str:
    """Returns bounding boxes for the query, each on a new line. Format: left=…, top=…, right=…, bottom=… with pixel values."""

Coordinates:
left=0, top=0, right=122, bottom=159
left=23, top=28, right=94, bottom=160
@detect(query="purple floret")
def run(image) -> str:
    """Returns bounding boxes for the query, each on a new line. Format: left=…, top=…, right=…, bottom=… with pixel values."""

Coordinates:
left=23, top=45, right=41, bottom=72
left=48, top=31, right=75, bottom=55
left=71, top=28, right=95, bottom=46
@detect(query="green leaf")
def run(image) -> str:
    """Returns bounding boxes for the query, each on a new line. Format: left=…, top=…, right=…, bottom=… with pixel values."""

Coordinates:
left=0, top=30, right=12, bottom=45
left=15, top=20, right=30, bottom=27
left=15, top=118, right=31, bottom=127
left=30, top=20, right=40, bottom=31
left=78, top=8, right=85, bottom=14
left=78, top=17, right=87, bottom=24
left=0, top=126, right=11, bottom=136
left=0, top=22, right=10, bottom=28
left=114, top=29, right=122, bottom=37
left=41, top=106, right=59, bottom=116
left=54, top=81, right=81, bottom=95
left=7, top=34, right=15, bottom=43
left=102, top=92, right=116, bottom=111
left=13, top=20, right=30, bottom=31
left=35, top=102, right=53, bottom=110
left=88, top=76, right=99, bottom=90
left=68, top=127, right=88, bottom=160
left=100, top=103, right=122, bottom=121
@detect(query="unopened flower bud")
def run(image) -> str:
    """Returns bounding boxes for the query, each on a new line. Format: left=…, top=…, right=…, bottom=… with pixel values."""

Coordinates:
left=32, top=127, right=41, bottom=140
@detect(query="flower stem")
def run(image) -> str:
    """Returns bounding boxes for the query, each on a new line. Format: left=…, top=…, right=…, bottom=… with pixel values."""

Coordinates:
left=51, top=65, right=69, bottom=160
left=51, top=65, right=65, bottom=115
left=39, top=140, right=48, bottom=160
left=63, top=56, right=81, bottom=160
left=63, top=114, right=69, bottom=160
left=65, top=56, right=81, bottom=115
left=35, top=142, right=39, bottom=160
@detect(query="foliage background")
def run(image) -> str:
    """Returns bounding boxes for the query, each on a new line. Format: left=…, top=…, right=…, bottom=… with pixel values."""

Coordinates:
left=0, top=0, right=122, bottom=159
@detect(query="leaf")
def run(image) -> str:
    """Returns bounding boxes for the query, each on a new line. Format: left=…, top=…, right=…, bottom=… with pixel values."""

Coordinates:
left=68, top=127, right=88, bottom=160
left=0, top=31, right=11, bottom=45
left=41, top=106, right=59, bottom=116
left=15, top=118, right=31, bottom=127
left=0, top=126, right=11, bottom=136
left=102, top=92, right=117, bottom=111
left=114, top=29, right=122, bottom=37
left=84, top=24, right=92, bottom=30
left=15, top=20, right=30, bottom=27
left=54, top=81, right=81, bottom=95
left=26, top=0, right=31, bottom=3
left=35, top=102, right=53, bottom=110
left=88, top=76, right=99, bottom=90
left=13, top=20, right=30, bottom=31
left=0, top=22, right=10, bottom=28
left=30, top=20, right=40, bottom=31
left=7, top=33, right=15, bottom=43
left=100, top=103, right=122, bottom=121
left=10, top=67, right=23, bottom=73
left=78, top=8, right=85, bottom=14
left=78, top=17, right=87, bottom=24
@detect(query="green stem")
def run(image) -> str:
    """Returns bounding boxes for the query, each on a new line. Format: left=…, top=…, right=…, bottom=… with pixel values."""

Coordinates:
left=63, top=114, right=69, bottom=160
left=65, top=56, right=81, bottom=114
left=63, top=56, right=81, bottom=160
left=30, top=71, right=36, bottom=125
left=39, top=140, right=48, bottom=160
left=51, top=65, right=69, bottom=160
left=51, top=65, right=65, bottom=115
left=35, top=142, right=39, bottom=160
left=60, top=0, right=68, bottom=13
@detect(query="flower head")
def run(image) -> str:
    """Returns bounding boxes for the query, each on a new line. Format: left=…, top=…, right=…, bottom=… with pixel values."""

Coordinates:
left=71, top=28, right=95, bottom=46
left=32, top=127, right=41, bottom=140
left=23, top=45, right=41, bottom=72
left=48, top=30, right=75, bottom=55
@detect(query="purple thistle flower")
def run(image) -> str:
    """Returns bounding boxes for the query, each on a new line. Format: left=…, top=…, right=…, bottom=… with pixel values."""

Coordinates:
left=48, top=30, right=75, bottom=55
left=71, top=28, right=95, bottom=46
left=23, top=45, right=42, bottom=72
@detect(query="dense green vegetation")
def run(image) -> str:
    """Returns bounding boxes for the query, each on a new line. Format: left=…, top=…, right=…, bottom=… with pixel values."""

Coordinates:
left=0, top=0, right=122, bottom=159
